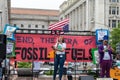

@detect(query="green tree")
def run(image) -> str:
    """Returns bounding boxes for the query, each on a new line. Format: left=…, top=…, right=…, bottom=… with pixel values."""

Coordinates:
left=110, top=23, right=120, bottom=50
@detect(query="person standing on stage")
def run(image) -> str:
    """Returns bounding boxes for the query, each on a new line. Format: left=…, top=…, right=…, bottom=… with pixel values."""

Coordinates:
left=98, top=36, right=113, bottom=78
left=52, top=36, right=66, bottom=80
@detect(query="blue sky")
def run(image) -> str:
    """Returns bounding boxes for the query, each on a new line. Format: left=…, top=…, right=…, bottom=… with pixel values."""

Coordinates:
left=11, top=0, right=66, bottom=10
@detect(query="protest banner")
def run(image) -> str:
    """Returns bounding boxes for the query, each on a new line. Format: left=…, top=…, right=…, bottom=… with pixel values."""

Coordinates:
left=15, top=34, right=96, bottom=62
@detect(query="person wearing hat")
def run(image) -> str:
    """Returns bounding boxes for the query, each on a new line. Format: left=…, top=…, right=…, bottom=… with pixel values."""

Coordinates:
left=98, top=36, right=113, bottom=78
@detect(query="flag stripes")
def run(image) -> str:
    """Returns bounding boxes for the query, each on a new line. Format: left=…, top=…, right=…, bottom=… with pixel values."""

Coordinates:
left=48, top=18, right=69, bottom=30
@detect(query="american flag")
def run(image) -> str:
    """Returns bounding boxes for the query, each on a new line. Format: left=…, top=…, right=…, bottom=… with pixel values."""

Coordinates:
left=48, top=18, right=69, bottom=32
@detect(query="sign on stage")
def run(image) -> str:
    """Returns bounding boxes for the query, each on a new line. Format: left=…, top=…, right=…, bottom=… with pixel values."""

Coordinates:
left=15, top=34, right=96, bottom=62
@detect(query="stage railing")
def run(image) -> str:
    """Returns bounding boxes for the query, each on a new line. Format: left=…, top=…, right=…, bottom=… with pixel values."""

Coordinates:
left=15, top=29, right=95, bottom=36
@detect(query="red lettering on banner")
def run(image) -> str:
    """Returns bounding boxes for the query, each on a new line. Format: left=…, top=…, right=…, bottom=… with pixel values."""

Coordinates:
left=15, top=34, right=96, bottom=62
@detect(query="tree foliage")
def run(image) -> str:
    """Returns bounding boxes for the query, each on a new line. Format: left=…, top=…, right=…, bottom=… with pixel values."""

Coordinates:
left=110, top=24, right=120, bottom=50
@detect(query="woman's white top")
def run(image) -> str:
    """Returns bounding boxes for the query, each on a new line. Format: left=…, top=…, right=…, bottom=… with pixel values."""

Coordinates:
left=54, top=42, right=66, bottom=54
left=103, top=45, right=110, bottom=60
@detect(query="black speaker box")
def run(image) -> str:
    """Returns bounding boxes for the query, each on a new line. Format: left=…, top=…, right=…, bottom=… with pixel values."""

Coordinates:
left=17, top=68, right=33, bottom=77
left=79, top=75, right=95, bottom=80
left=67, top=75, right=73, bottom=80
left=0, top=34, right=6, bottom=59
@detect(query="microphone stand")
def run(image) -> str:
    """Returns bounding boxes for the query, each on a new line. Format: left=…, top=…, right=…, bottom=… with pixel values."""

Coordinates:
left=4, top=58, right=7, bottom=80
left=32, top=42, right=34, bottom=80
left=72, top=45, right=77, bottom=80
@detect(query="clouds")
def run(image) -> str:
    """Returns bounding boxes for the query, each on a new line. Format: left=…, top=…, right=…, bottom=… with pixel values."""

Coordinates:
left=11, top=0, right=66, bottom=10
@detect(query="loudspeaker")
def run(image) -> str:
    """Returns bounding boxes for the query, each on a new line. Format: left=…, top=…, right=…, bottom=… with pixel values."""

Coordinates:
left=67, top=75, right=73, bottom=80
left=0, top=34, right=6, bottom=59
left=17, top=68, right=32, bottom=77
left=79, top=75, right=95, bottom=80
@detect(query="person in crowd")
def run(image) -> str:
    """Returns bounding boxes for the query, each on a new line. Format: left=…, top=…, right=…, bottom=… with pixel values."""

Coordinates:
left=115, top=54, right=120, bottom=69
left=2, top=58, right=14, bottom=80
left=98, top=37, right=113, bottom=78
left=0, top=59, right=3, bottom=80
left=62, top=62, right=68, bottom=80
left=52, top=36, right=66, bottom=80
left=33, top=61, right=42, bottom=80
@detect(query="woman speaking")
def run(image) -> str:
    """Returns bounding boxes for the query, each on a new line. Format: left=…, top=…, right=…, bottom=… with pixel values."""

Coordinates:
left=52, top=36, right=66, bottom=80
